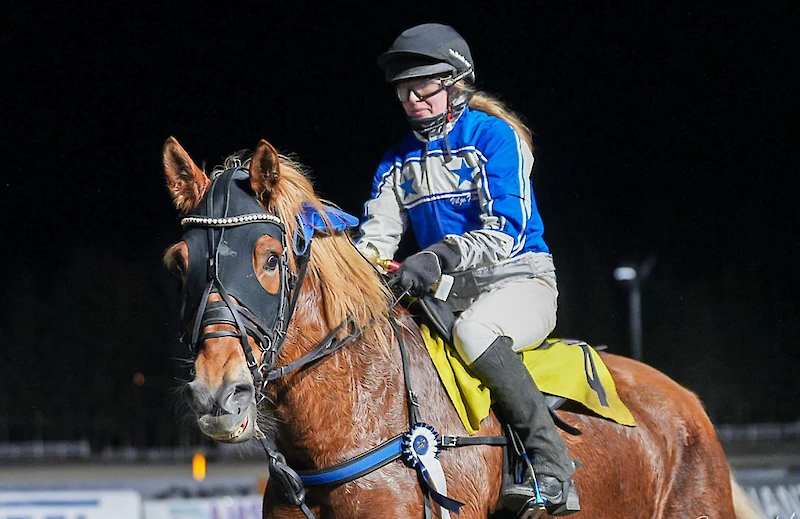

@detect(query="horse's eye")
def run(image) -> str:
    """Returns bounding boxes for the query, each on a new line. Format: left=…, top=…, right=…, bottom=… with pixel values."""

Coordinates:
left=264, top=254, right=280, bottom=271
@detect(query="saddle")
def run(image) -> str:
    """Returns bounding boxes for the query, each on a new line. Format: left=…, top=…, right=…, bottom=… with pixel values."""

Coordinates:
left=412, top=295, right=636, bottom=433
left=419, top=295, right=566, bottom=411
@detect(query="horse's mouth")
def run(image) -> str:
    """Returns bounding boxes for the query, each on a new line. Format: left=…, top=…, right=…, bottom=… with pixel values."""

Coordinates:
left=212, top=415, right=250, bottom=442
left=197, top=408, right=255, bottom=443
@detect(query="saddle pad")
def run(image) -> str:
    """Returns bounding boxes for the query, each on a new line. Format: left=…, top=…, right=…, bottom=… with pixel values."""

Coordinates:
left=420, top=325, right=636, bottom=434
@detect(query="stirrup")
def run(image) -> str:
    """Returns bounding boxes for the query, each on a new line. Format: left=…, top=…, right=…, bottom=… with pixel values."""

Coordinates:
left=517, top=497, right=546, bottom=519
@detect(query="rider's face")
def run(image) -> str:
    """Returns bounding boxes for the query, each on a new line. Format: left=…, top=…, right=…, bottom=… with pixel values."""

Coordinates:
left=395, top=77, right=448, bottom=119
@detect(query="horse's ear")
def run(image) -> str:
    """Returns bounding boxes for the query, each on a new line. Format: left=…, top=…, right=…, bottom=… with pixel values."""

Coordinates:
left=249, top=139, right=281, bottom=200
left=162, top=136, right=209, bottom=214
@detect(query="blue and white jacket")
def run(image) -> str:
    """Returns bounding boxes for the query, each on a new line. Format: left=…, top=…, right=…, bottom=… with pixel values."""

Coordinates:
left=358, top=107, right=548, bottom=272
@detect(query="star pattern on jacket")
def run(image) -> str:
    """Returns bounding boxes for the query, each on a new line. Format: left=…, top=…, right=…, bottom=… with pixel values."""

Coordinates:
left=448, top=163, right=476, bottom=186
left=399, top=173, right=417, bottom=197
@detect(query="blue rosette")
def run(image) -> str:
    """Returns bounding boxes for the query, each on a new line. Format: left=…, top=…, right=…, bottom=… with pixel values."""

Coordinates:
left=402, top=423, right=465, bottom=518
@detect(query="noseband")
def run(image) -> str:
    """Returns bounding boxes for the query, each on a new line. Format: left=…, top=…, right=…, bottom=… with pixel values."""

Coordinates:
left=179, top=165, right=309, bottom=387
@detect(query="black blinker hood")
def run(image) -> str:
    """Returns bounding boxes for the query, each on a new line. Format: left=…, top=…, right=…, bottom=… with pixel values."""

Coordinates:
left=182, top=167, right=286, bottom=331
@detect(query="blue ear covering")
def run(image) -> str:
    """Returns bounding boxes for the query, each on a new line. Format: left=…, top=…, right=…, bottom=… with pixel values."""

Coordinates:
left=294, top=203, right=359, bottom=255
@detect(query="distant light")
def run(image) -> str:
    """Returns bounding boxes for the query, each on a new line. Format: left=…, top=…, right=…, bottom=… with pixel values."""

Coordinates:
left=192, top=452, right=207, bottom=481
left=614, top=266, right=638, bottom=281
left=133, top=373, right=145, bottom=386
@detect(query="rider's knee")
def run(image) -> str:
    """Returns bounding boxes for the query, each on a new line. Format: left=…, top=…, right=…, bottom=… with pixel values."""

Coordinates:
left=453, top=319, right=503, bottom=364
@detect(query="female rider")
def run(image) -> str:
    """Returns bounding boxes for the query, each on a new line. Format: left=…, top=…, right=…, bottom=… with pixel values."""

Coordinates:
left=356, top=23, right=580, bottom=516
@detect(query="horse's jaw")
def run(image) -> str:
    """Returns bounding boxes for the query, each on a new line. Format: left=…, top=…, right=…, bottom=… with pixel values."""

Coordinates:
left=197, top=404, right=258, bottom=443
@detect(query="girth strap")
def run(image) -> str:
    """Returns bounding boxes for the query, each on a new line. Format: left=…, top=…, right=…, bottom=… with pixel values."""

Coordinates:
left=439, top=435, right=507, bottom=448
left=391, top=317, right=422, bottom=425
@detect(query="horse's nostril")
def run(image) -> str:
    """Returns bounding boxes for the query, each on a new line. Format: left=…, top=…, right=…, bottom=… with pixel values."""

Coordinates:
left=184, top=383, right=211, bottom=415
left=221, top=383, right=255, bottom=414
left=234, top=383, right=253, bottom=395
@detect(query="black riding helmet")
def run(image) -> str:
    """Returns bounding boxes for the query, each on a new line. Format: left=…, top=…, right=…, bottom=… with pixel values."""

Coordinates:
left=378, top=23, right=475, bottom=148
left=378, top=23, right=475, bottom=85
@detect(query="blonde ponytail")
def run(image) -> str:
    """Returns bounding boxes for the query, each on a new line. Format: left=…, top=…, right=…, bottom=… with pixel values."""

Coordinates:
left=457, top=85, right=533, bottom=151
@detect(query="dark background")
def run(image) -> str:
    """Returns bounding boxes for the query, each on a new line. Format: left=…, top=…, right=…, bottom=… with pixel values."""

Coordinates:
left=1, top=1, right=797, bottom=448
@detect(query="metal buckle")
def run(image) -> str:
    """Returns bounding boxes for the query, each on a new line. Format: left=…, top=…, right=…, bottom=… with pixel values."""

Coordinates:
left=440, top=436, right=457, bottom=448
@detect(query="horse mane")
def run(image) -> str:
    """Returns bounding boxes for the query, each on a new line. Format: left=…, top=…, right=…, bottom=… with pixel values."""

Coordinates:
left=218, top=151, right=394, bottom=348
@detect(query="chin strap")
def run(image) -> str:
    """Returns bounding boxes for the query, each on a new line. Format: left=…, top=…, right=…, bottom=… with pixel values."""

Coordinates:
left=409, top=88, right=472, bottom=163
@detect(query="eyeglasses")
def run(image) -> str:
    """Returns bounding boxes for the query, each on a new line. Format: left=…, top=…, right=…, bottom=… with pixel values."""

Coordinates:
left=395, top=78, right=446, bottom=102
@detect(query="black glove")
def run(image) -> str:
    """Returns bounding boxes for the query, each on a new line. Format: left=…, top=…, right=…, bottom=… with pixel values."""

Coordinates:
left=396, top=242, right=459, bottom=295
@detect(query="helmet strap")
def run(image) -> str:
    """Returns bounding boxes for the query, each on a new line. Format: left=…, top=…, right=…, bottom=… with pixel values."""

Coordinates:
left=442, top=125, right=453, bottom=162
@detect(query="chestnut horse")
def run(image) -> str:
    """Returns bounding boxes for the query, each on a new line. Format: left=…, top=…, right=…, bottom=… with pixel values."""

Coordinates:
left=162, top=137, right=760, bottom=519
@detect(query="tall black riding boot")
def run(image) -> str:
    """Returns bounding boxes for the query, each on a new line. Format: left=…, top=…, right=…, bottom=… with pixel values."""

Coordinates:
left=469, top=336, right=580, bottom=517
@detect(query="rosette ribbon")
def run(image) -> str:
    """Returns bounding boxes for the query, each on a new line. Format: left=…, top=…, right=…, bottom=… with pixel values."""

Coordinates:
left=402, top=423, right=465, bottom=518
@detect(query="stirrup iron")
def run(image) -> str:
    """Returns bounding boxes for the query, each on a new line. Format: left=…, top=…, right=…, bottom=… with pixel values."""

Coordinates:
left=518, top=498, right=546, bottom=519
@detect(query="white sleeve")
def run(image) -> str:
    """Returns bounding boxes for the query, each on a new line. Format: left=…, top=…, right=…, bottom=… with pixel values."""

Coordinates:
left=356, top=163, right=408, bottom=261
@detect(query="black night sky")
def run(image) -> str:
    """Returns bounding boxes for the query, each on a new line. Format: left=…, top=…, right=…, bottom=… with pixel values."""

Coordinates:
left=1, top=1, right=797, bottom=446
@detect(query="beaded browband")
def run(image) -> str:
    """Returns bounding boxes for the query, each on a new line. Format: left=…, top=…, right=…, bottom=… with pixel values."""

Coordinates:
left=181, top=213, right=283, bottom=228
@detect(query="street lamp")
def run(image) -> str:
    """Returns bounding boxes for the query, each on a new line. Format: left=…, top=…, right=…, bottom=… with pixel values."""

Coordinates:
left=614, top=258, right=656, bottom=362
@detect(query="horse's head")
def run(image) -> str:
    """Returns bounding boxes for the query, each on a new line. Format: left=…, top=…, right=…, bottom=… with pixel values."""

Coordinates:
left=163, top=136, right=303, bottom=443
left=163, top=137, right=393, bottom=445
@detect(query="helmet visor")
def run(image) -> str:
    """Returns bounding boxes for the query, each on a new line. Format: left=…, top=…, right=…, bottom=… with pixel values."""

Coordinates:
left=395, top=77, right=446, bottom=102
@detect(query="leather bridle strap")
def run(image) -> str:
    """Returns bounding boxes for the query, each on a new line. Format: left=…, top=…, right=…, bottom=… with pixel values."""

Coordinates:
left=197, top=300, right=274, bottom=343
left=261, top=241, right=313, bottom=378
left=265, top=318, right=356, bottom=381
left=390, top=317, right=422, bottom=425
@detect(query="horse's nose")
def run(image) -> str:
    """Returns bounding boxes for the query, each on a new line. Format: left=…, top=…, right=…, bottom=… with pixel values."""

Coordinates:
left=184, top=382, right=254, bottom=416
left=184, top=382, right=213, bottom=415
left=219, top=383, right=255, bottom=414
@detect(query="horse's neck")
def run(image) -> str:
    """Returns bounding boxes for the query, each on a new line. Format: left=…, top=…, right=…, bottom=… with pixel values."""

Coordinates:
left=270, top=311, right=459, bottom=470
left=270, top=315, right=411, bottom=468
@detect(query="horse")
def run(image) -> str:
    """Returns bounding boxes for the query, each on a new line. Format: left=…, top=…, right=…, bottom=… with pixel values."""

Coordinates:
left=162, top=136, right=762, bottom=519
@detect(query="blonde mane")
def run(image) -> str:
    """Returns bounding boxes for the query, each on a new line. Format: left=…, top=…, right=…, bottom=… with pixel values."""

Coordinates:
left=256, top=154, right=394, bottom=346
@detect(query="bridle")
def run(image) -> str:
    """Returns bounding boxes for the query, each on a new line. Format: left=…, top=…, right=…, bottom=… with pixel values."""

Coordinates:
left=179, top=164, right=310, bottom=389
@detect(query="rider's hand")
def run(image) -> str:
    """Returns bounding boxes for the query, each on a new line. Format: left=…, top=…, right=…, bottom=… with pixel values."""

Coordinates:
left=396, top=242, right=459, bottom=295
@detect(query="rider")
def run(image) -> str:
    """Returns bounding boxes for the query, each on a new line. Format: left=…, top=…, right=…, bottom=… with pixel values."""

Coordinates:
left=356, top=23, right=580, bottom=516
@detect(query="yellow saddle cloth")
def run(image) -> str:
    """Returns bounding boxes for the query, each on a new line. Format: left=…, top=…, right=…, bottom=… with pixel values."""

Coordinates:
left=421, top=325, right=636, bottom=434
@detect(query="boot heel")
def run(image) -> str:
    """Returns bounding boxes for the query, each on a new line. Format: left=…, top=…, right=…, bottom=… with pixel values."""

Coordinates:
left=544, top=478, right=580, bottom=516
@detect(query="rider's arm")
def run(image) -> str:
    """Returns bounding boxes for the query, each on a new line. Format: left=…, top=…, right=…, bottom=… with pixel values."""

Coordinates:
left=356, top=151, right=408, bottom=261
